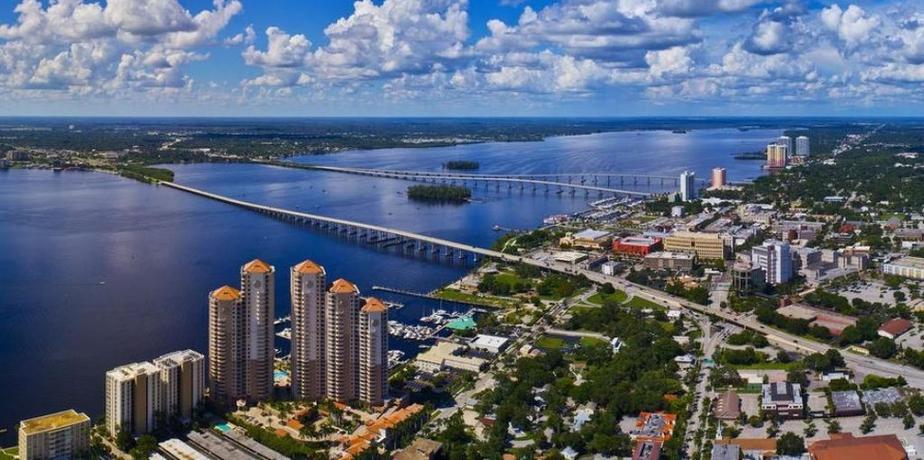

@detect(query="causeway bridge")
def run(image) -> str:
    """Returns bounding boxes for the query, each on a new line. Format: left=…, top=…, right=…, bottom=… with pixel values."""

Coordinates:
left=162, top=181, right=502, bottom=262
left=264, top=161, right=690, bottom=197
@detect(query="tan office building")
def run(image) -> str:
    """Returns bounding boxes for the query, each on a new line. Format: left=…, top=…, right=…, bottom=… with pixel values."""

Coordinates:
left=325, top=278, right=361, bottom=402
left=664, top=231, right=726, bottom=260
left=290, top=260, right=327, bottom=401
left=241, top=259, right=275, bottom=403
left=208, top=285, right=245, bottom=407
left=105, top=361, right=161, bottom=437
left=18, top=410, right=90, bottom=460
left=359, top=297, right=388, bottom=407
left=152, top=349, right=205, bottom=420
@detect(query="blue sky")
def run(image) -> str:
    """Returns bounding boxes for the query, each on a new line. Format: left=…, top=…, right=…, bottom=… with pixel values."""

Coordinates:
left=0, top=0, right=922, bottom=116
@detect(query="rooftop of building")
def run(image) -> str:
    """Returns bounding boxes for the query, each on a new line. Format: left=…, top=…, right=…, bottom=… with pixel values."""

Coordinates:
left=20, top=409, right=89, bottom=435
left=242, top=258, right=273, bottom=274
left=632, top=412, right=676, bottom=441
left=153, top=349, right=205, bottom=365
left=762, top=381, right=802, bottom=403
left=714, top=438, right=778, bottom=452
left=616, top=236, right=661, bottom=246
left=809, top=433, right=907, bottom=460
left=713, top=391, right=741, bottom=419
left=644, top=251, right=695, bottom=260
left=330, top=278, right=359, bottom=294
left=293, top=259, right=324, bottom=274
left=210, top=285, right=241, bottom=301
left=472, top=334, right=509, bottom=349
left=107, top=360, right=160, bottom=379
left=573, top=229, right=611, bottom=240
left=886, top=256, right=924, bottom=269
left=879, top=318, right=913, bottom=336
left=831, top=390, right=863, bottom=412
left=393, top=438, right=443, bottom=460
left=711, top=443, right=740, bottom=460
left=361, top=297, right=387, bottom=313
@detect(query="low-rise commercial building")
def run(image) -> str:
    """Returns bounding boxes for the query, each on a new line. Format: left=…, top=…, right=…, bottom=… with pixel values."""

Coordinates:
left=560, top=229, right=612, bottom=250
left=393, top=438, right=443, bottom=460
left=830, top=390, right=864, bottom=417
left=879, top=318, right=913, bottom=339
left=883, top=256, right=924, bottom=280
left=18, top=409, right=90, bottom=460
left=663, top=231, right=725, bottom=260
left=470, top=334, right=509, bottom=354
left=613, top=236, right=662, bottom=257
left=761, top=382, right=804, bottom=419
left=713, top=391, right=741, bottom=420
left=415, top=342, right=486, bottom=372
left=809, top=433, right=908, bottom=460
left=643, top=251, right=695, bottom=272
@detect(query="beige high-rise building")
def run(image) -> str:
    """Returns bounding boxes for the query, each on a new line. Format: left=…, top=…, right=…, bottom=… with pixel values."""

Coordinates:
left=18, top=409, right=90, bottom=460
left=153, top=349, right=205, bottom=420
left=325, top=278, right=360, bottom=402
left=766, top=143, right=787, bottom=169
left=664, top=231, right=726, bottom=260
left=359, top=297, right=388, bottom=407
left=105, top=361, right=161, bottom=437
left=241, top=259, right=275, bottom=403
left=208, top=285, right=245, bottom=407
left=291, top=260, right=327, bottom=401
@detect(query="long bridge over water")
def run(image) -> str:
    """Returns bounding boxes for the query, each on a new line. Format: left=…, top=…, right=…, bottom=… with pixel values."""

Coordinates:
left=265, top=161, right=707, bottom=197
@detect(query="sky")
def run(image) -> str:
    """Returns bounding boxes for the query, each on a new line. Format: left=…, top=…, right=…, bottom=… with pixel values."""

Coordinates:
left=0, top=0, right=922, bottom=117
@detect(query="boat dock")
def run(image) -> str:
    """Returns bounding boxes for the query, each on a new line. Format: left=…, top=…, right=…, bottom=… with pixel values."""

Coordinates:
left=372, top=285, right=489, bottom=311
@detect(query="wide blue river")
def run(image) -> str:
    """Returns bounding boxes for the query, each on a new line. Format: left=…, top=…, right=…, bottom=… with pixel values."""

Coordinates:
left=0, top=128, right=777, bottom=441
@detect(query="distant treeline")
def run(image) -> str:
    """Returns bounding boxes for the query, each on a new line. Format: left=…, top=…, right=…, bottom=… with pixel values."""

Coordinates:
left=444, top=160, right=479, bottom=170
left=118, top=164, right=174, bottom=184
left=407, top=184, right=471, bottom=203
left=733, top=151, right=766, bottom=160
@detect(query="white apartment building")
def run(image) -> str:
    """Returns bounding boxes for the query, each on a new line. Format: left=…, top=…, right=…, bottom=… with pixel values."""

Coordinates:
left=752, top=240, right=793, bottom=285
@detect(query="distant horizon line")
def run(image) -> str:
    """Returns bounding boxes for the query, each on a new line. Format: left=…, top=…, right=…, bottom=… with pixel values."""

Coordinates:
left=0, top=115, right=921, bottom=120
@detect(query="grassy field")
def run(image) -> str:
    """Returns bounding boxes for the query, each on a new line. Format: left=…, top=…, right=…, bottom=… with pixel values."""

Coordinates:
left=579, top=336, right=609, bottom=347
left=587, top=290, right=628, bottom=305
left=0, top=447, right=18, bottom=460
left=536, top=335, right=567, bottom=350
left=432, top=288, right=515, bottom=308
left=625, top=296, right=665, bottom=310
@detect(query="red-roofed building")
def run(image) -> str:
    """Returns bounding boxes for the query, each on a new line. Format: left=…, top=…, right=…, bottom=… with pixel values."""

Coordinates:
left=879, top=318, right=913, bottom=340
left=809, top=433, right=907, bottom=460
left=613, top=237, right=662, bottom=257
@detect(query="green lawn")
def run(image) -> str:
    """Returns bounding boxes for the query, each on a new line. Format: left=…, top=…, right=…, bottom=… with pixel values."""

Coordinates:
left=625, top=296, right=665, bottom=310
left=0, top=447, right=18, bottom=460
left=587, top=290, right=628, bottom=305
left=432, top=288, right=514, bottom=308
left=536, top=335, right=567, bottom=350
left=579, top=336, right=609, bottom=347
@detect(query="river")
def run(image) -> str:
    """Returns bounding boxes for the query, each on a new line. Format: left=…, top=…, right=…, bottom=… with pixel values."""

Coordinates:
left=0, top=127, right=778, bottom=442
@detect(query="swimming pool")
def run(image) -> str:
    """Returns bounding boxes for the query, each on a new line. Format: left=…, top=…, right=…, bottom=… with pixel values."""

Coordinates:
left=273, top=370, right=289, bottom=381
left=215, top=422, right=232, bottom=433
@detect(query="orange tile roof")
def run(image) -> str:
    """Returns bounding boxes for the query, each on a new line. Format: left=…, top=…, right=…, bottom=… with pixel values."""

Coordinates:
left=809, top=434, right=907, bottom=460
left=210, top=285, right=241, bottom=301
left=293, top=259, right=324, bottom=274
left=274, top=428, right=288, bottom=437
left=330, top=278, right=358, bottom=294
left=242, top=259, right=273, bottom=273
left=362, top=297, right=388, bottom=313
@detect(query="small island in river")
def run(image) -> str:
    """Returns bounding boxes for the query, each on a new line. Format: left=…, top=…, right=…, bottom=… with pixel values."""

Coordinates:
left=407, top=184, right=472, bottom=203
left=443, top=160, right=480, bottom=170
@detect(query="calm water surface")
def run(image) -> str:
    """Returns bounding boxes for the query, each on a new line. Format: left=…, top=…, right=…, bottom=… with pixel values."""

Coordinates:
left=0, top=128, right=777, bottom=442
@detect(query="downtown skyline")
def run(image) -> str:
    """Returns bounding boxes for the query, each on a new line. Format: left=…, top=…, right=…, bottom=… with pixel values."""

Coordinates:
left=0, top=0, right=922, bottom=117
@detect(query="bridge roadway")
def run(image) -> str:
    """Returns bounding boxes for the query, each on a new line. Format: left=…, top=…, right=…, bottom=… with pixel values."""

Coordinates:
left=266, top=161, right=660, bottom=197
left=163, top=180, right=924, bottom=388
